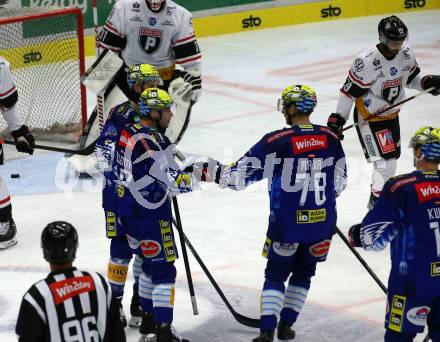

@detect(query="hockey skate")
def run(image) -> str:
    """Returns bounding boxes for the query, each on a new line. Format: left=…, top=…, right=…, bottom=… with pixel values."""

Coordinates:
left=129, top=290, right=143, bottom=327
left=252, top=330, right=274, bottom=342
left=156, top=323, right=190, bottom=342
left=277, top=320, right=296, bottom=340
left=115, top=297, right=127, bottom=327
left=0, top=220, right=17, bottom=250
left=140, top=312, right=156, bottom=336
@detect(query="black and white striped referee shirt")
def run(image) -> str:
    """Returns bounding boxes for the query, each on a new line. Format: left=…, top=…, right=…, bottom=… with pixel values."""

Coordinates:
left=16, top=267, right=126, bottom=342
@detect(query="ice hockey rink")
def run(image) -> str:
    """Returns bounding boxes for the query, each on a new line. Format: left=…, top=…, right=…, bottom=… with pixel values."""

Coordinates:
left=1, top=9, right=439, bottom=342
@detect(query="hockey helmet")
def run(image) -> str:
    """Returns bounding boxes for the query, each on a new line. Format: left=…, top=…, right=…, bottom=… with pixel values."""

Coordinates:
left=41, top=221, right=78, bottom=263
left=378, top=15, right=408, bottom=46
left=127, top=64, right=161, bottom=90
left=278, top=84, right=317, bottom=115
left=146, top=0, right=165, bottom=12
left=138, top=88, right=173, bottom=118
left=409, top=126, right=440, bottom=163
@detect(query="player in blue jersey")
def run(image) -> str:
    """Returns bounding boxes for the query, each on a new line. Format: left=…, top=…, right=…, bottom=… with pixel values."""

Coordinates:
left=192, top=85, right=347, bottom=342
left=113, top=88, right=198, bottom=342
left=349, top=126, right=440, bottom=342
left=95, top=63, right=161, bottom=328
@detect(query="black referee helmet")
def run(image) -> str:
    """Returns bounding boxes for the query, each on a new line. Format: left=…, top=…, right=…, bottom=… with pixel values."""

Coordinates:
left=41, top=221, right=78, bottom=263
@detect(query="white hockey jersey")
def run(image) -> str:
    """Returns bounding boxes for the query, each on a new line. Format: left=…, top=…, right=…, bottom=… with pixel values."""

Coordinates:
left=0, top=56, right=22, bottom=132
left=99, top=0, right=201, bottom=80
left=337, top=42, right=424, bottom=122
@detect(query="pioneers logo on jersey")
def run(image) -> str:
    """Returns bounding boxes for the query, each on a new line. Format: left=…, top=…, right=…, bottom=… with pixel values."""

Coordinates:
left=375, top=129, right=396, bottom=154
left=50, top=276, right=95, bottom=305
left=292, top=135, right=328, bottom=154
left=139, top=27, right=163, bottom=54
left=382, top=77, right=402, bottom=104
left=415, top=182, right=440, bottom=203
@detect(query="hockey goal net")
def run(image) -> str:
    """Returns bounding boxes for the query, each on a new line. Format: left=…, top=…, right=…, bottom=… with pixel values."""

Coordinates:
left=0, top=7, right=86, bottom=143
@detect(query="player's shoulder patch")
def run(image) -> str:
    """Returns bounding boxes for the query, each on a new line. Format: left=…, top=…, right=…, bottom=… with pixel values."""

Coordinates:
left=266, top=128, right=293, bottom=144
left=387, top=173, right=418, bottom=193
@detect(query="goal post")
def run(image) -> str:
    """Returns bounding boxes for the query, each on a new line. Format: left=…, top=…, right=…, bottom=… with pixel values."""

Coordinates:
left=0, top=7, right=87, bottom=146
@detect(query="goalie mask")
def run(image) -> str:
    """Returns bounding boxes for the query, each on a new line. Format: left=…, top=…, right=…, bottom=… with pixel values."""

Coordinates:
left=409, top=126, right=440, bottom=163
left=138, top=88, right=173, bottom=118
left=278, top=84, right=317, bottom=115
left=41, top=221, right=78, bottom=263
left=146, top=0, right=166, bottom=12
left=127, top=64, right=162, bottom=90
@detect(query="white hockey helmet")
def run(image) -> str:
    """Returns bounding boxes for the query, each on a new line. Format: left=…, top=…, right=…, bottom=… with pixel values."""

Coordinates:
left=146, top=0, right=165, bottom=12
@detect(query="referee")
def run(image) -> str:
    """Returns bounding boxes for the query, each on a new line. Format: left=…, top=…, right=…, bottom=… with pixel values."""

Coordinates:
left=16, top=221, right=126, bottom=342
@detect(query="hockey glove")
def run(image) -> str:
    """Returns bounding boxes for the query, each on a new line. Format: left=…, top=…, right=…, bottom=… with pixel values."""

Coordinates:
left=348, top=224, right=362, bottom=247
left=169, top=70, right=202, bottom=104
left=11, top=125, right=35, bottom=155
left=183, top=158, right=222, bottom=183
left=422, top=75, right=440, bottom=96
left=327, top=113, right=346, bottom=140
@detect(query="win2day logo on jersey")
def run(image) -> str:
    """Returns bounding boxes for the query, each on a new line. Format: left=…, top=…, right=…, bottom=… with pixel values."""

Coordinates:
left=139, top=27, right=163, bottom=54
left=292, top=135, right=328, bottom=154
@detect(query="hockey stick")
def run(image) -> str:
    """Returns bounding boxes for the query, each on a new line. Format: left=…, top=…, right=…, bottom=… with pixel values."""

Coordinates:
left=171, top=197, right=199, bottom=316
left=172, top=218, right=260, bottom=328
left=1, top=138, right=97, bottom=156
left=336, top=227, right=387, bottom=293
left=342, top=86, right=435, bottom=132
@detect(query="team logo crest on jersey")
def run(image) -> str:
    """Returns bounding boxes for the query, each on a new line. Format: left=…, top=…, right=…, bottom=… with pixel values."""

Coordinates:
left=375, top=129, right=396, bottom=154
left=139, top=27, right=163, bottom=54
left=148, top=17, right=157, bottom=26
left=382, top=77, right=402, bottom=104
left=390, top=67, right=398, bottom=76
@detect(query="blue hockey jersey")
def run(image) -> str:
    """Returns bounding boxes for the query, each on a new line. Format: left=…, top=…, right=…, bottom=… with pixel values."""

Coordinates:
left=360, top=170, right=440, bottom=296
left=95, top=101, right=140, bottom=211
left=112, top=123, right=194, bottom=219
left=219, top=124, right=347, bottom=243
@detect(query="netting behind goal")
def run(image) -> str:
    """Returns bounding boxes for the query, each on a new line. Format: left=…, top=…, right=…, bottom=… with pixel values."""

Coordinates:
left=0, top=7, right=86, bottom=143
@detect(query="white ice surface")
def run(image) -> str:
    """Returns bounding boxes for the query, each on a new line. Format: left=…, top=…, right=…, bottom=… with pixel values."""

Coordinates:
left=1, top=10, right=440, bottom=342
